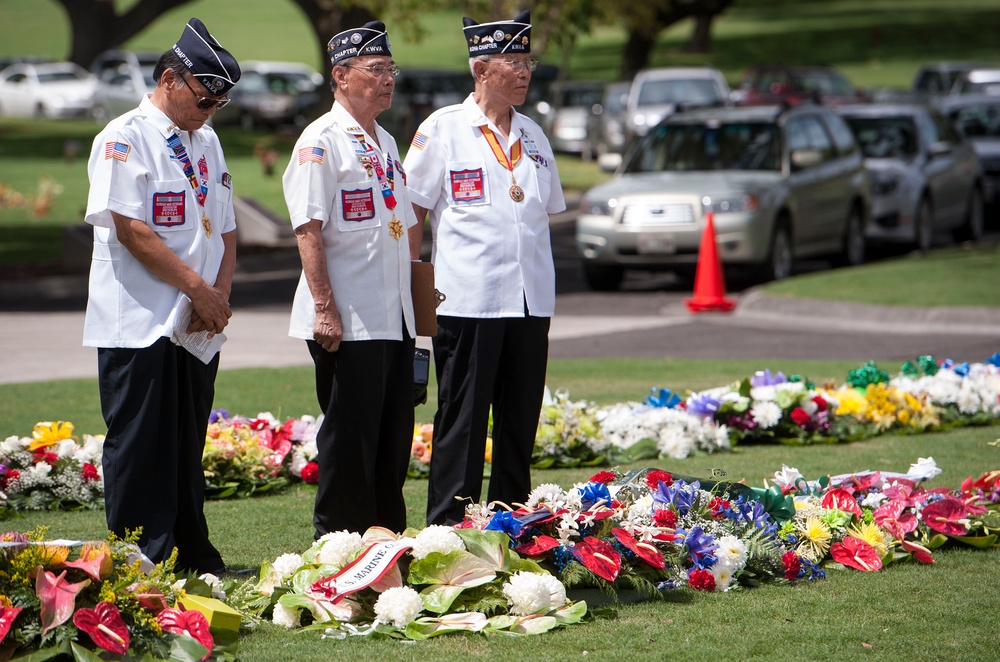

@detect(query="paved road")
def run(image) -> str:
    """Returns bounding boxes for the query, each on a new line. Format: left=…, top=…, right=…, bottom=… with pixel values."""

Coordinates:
left=1, top=216, right=998, bottom=385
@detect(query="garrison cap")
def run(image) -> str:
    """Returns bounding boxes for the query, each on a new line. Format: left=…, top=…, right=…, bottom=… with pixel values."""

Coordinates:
left=328, top=21, right=392, bottom=66
left=463, top=10, right=531, bottom=56
left=171, top=18, right=241, bottom=95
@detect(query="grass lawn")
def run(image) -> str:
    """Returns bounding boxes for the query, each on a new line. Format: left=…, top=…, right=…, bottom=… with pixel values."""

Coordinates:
left=5, top=357, right=999, bottom=660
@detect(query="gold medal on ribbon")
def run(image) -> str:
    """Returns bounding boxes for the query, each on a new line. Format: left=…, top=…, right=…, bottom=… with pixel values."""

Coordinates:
left=389, top=215, right=403, bottom=240
left=201, top=212, right=212, bottom=237
left=510, top=184, right=525, bottom=202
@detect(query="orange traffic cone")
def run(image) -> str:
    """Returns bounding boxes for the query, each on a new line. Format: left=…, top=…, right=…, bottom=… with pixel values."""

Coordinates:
left=685, top=212, right=736, bottom=313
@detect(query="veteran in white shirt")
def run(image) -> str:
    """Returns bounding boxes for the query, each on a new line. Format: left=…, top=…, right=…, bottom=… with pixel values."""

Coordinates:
left=403, top=11, right=566, bottom=526
left=83, top=18, right=242, bottom=576
left=284, top=21, right=417, bottom=538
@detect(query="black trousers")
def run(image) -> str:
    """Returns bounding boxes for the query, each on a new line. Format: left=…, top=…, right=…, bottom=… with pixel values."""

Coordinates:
left=308, top=333, right=414, bottom=537
left=98, top=337, right=223, bottom=574
left=427, top=314, right=550, bottom=525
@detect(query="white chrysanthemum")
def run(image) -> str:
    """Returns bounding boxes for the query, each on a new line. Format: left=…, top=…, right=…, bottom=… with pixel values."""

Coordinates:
left=525, top=483, right=567, bottom=508
left=956, top=385, right=981, bottom=415
left=52, top=438, right=78, bottom=459
left=749, top=385, right=777, bottom=402
left=540, top=572, right=567, bottom=606
left=711, top=562, right=736, bottom=592
left=316, top=530, right=364, bottom=569
left=272, top=603, right=301, bottom=629
left=628, top=494, right=654, bottom=521
left=410, top=525, right=465, bottom=559
left=714, top=535, right=748, bottom=572
left=503, top=571, right=561, bottom=615
left=750, top=401, right=782, bottom=428
left=860, top=491, right=886, bottom=509
left=273, top=553, right=304, bottom=578
left=373, top=586, right=424, bottom=628
left=28, top=461, right=52, bottom=481
left=0, top=435, right=25, bottom=454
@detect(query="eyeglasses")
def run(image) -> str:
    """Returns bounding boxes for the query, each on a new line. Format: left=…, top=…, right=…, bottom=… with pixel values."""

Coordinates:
left=494, top=58, right=538, bottom=72
left=178, top=74, right=231, bottom=110
left=343, top=63, right=401, bottom=79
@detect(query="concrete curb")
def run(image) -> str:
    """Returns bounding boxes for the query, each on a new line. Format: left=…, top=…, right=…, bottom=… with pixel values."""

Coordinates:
left=735, top=289, right=1000, bottom=337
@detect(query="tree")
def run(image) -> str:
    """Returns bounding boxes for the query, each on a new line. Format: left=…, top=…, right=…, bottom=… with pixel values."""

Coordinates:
left=620, top=0, right=736, bottom=79
left=55, top=0, right=196, bottom=67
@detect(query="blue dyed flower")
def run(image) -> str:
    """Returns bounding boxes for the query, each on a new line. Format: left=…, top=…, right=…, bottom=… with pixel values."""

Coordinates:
left=209, top=409, right=230, bottom=424
left=645, top=387, right=681, bottom=408
left=680, top=526, right=718, bottom=567
left=653, top=479, right=699, bottom=516
left=577, top=481, right=612, bottom=508
left=750, top=369, right=787, bottom=387
left=686, top=392, right=721, bottom=418
left=987, top=352, right=1000, bottom=368
left=485, top=510, right=523, bottom=538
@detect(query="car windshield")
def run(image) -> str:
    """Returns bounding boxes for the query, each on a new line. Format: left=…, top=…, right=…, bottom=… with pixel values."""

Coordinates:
left=625, top=121, right=781, bottom=172
left=37, top=70, right=86, bottom=83
left=794, top=72, right=855, bottom=95
left=844, top=116, right=918, bottom=157
left=239, top=72, right=313, bottom=94
left=637, top=79, right=721, bottom=106
left=948, top=103, right=1000, bottom=137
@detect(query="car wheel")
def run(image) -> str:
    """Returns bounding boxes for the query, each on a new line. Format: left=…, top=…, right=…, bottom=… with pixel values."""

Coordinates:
left=759, top=222, right=793, bottom=282
left=582, top=263, right=624, bottom=291
left=953, top=186, right=984, bottom=243
left=839, top=205, right=865, bottom=267
left=914, top=196, right=934, bottom=252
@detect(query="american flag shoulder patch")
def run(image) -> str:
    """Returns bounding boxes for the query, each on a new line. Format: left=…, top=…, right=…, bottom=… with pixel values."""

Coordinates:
left=410, top=132, right=429, bottom=150
left=104, top=141, right=130, bottom=162
left=297, top=146, right=325, bottom=164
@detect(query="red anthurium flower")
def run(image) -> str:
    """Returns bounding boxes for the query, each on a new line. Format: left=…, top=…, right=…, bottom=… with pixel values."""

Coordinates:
left=612, top=528, right=665, bottom=569
left=35, top=568, right=91, bottom=634
left=0, top=606, right=24, bottom=644
left=515, top=535, right=561, bottom=557
left=64, top=542, right=113, bottom=582
left=847, top=472, right=882, bottom=494
left=571, top=537, right=621, bottom=582
left=882, top=481, right=923, bottom=508
left=900, top=539, right=935, bottom=564
left=921, top=498, right=970, bottom=536
left=73, top=602, right=130, bottom=655
left=645, top=470, right=673, bottom=490
left=127, top=582, right=169, bottom=613
left=873, top=500, right=918, bottom=540
left=790, top=407, right=810, bottom=427
left=158, top=608, right=214, bottom=661
left=821, top=488, right=863, bottom=517
left=589, top=470, right=617, bottom=484
left=830, top=537, right=882, bottom=572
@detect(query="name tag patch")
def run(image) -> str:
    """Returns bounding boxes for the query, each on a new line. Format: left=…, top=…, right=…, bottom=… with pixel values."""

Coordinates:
left=450, top=168, right=485, bottom=202
left=152, top=191, right=185, bottom=226
left=341, top=188, right=376, bottom=222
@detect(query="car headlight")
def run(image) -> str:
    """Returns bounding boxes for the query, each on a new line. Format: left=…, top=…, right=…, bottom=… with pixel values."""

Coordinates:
left=870, top=175, right=899, bottom=195
left=701, top=194, right=759, bottom=214
left=580, top=194, right=617, bottom=216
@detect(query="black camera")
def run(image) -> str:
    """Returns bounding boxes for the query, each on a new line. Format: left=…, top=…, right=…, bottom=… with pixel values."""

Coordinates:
left=413, top=347, right=430, bottom=406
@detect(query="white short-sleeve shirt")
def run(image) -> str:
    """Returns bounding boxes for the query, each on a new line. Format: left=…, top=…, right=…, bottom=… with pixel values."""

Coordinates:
left=83, top=95, right=237, bottom=348
left=403, top=94, right=565, bottom=318
left=283, top=102, right=416, bottom=342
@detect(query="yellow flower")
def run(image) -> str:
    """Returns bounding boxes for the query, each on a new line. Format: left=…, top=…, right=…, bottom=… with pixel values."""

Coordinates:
left=847, top=521, right=890, bottom=557
left=796, top=515, right=832, bottom=562
left=484, top=437, right=493, bottom=463
left=29, top=421, right=74, bottom=450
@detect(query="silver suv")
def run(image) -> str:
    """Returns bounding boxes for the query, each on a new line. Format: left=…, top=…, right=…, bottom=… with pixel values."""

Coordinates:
left=576, top=104, right=871, bottom=290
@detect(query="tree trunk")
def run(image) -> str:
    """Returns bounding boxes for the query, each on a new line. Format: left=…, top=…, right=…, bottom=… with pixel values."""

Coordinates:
left=54, top=0, right=194, bottom=67
left=685, top=13, right=715, bottom=53
left=620, top=30, right=657, bottom=81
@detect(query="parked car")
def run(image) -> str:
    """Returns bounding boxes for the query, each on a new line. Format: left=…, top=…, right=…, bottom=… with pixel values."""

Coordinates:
left=912, top=61, right=991, bottom=97
left=576, top=104, right=871, bottom=290
left=586, top=81, right=631, bottom=168
left=92, top=64, right=155, bottom=120
left=90, top=50, right=160, bottom=80
left=934, top=94, right=1000, bottom=208
left=0, top=61, right=96, bottom=119
left=733, top=65, right=866, bottom=107
left=532, top=80, right=605, bottom=156
left=624, top=67, right=730, bottom=143
left=0, top=55, right=53, bottom=73
left=838, top=103, right=983, bottom=250
left=949, top=68, right=1000, bottom=96
left=212, top=60, right=323, bottom=130
left=377, top=68, right=472, bottom=140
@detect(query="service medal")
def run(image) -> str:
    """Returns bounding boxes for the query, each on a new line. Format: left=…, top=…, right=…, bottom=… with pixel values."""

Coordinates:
left=509, top=185, right=525, bottom=202
left=389, top=215, right=403, bottom=240
left=201, top=212, right=212, bottom=237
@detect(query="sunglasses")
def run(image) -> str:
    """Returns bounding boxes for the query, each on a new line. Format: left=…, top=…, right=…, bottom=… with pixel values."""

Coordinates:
left=178, top=74, right=231, bottom=110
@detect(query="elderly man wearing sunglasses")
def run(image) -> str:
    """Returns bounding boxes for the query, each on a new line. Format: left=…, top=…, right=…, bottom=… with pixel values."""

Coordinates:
left=83, top=18, right=247, bottom=576
left=283, top=21, right=418, bottom=538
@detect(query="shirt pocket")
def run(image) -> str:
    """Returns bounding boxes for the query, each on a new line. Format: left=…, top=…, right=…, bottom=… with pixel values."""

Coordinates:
left=216, top=182, right=233, bottom=230
left=148, top=178, right=195, bottom=235
left=446, top=160, right=491, bottom=207
left=335, top=182, right=383, bottom=232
